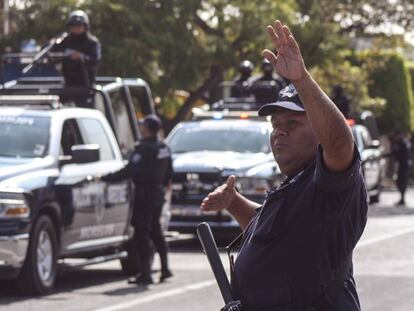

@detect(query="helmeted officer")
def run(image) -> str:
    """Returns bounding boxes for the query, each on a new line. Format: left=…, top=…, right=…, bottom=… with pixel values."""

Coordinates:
left=102, top=115, right=173, bottom=285
left=230, top=60, right=254, bottom=98
left=392, top=131, right=412, bottom=206
left=249, top=59, right=286, bottom=107
left=331, top=85, right=351, bottom=118
left=52, top=10, right=101, bottom=88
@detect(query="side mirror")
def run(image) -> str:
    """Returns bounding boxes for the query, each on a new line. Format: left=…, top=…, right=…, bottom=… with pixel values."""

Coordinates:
left=367, top=139, right=380, bottom=149
left=71, top=144, right=100, bottom=164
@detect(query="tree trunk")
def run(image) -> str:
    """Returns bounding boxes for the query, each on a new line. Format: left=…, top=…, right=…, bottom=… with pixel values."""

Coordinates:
left=163, top=65, right=223, bottom=134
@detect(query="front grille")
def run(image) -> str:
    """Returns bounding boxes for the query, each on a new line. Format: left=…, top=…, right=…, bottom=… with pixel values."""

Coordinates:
left=171, top=212, right=233, bottom=223
left=172, top=171, right=222, bottom=200
left=172, top=172, right=222, bottom=183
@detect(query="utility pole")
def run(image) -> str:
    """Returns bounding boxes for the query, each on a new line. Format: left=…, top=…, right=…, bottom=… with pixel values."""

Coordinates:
left=3, top=0, right=9, bottom=35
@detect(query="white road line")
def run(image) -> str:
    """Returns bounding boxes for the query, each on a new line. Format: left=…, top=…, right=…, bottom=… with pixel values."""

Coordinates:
left=357, top=226, right=414, bottom=248
left=93, top=280, right=216, bottom=311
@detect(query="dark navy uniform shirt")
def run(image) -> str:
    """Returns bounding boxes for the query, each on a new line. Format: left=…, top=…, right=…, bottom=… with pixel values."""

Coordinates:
left=102, top=137, right=173, bottom=225
left=233, top=145, right=368, bottom=311
left=52, top=32, right=101, bottom=86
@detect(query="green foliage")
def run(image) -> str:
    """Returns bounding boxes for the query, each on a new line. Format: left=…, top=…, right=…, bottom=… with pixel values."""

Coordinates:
left=2, top=0, right=414, bottom=131
left=350, top=51, right=414, bottom=133
left=309, top=58, right=386, bottom=117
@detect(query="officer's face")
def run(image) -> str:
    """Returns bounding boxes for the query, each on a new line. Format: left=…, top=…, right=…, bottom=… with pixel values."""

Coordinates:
left=270, top=109, right=318, bottom=176
left=70, top=24, right=86, bottom=35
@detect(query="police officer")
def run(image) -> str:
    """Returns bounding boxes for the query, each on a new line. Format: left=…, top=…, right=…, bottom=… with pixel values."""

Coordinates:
left=52, top=10, right=101, bottom=88
left=249, top=59, right=286, bottom=107
left=102, top=115, right=173, bottom=285
left=331, top=85, right=351, bottom=119
left=392, top=131, right=412, bottom=206
left=230, top=60, right=254, bottom=98
left=202, top=20, right=366, bottom=310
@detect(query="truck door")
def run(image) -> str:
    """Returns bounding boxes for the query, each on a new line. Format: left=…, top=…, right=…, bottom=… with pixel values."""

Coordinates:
left=75, top=117, right=131, bottom=245
left=56, top=118, right=102, bottom=252
left=108, top=88, right=138, bottom=157
left=128, top=83, right=155, bottom=120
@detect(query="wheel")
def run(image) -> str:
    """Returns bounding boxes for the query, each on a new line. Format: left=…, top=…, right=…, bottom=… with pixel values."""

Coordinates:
left=120, top=239, right=155, bottom=276
left=18, top=215, right=58, bottom=295
left=369, top=192, right=380, bottom=204
left=369, top=179, right=382, bottom=204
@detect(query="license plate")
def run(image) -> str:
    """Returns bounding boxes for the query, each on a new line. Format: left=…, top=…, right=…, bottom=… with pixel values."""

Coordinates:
left=171, top=207, right=215, bottom=217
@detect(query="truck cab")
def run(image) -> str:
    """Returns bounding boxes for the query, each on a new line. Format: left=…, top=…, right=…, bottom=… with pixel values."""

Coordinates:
left=0, top=76, right=155, bottom=157
left=0, top=75, right=160, bottom=294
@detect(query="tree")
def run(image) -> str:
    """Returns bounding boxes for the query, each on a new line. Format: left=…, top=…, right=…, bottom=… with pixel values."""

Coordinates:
left=2, top=0, right=414, bottom=132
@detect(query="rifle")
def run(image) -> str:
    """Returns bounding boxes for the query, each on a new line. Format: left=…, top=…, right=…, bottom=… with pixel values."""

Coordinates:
left=22, top=32, right=68, bottom=75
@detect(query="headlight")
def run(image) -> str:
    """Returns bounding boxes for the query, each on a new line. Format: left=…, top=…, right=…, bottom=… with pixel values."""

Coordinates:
left=236, top=177, right=270, bottom=196
left=0, top=190, right=30, bottom=218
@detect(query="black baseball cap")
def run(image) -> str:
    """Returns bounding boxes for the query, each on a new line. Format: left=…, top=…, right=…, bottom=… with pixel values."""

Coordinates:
left=139, top=114, right=161, bottom=133
left=258, top=84, right=305, bottom=116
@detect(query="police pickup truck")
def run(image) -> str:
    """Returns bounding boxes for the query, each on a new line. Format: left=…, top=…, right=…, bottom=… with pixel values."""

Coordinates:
left=166, top=110, right=284, bottom=239
left=0, top=77, right=157, bottom=294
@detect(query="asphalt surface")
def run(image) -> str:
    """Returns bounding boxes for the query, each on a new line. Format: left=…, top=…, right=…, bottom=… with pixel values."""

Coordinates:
left=1, top=188, right=414, bottom=311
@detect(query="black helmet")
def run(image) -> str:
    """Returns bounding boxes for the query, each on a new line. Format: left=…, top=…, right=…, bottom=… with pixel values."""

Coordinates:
left=239, top=60, right=254, bottom=75
left=261, top=58, right=273, bottom=73
left=139, top=115, right=162, bottom=134
left=261, top=58, right=272, bottom=68
left=67, top=10, right=90, bottom=28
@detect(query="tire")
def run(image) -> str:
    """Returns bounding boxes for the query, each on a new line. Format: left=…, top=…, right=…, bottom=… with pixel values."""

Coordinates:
left=18, top=215, right=58, bottom=295
left=120, top=239, right=155, bottom=276
left=369, top=179, right=382, bottom=204
left=369, top=192, right=380, bottom=204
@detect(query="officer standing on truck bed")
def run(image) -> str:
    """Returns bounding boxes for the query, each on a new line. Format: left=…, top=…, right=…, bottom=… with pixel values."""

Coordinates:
left=102, top=115, right=173, bottom=285
left=52, top=10, right=101, bottom=89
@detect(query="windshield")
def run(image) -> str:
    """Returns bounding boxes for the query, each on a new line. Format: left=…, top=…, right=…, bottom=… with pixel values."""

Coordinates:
left=169, top=125, right=270, bottom=154
left=0, top=115, right=50, bottom=158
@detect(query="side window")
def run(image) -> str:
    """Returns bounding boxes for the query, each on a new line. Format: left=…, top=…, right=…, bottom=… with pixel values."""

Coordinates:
left=60, top=119, right=83, bottom=156
left=129, top=85, right=154, bottom=119
left=108, top=89, right=136, bottom=155
left=77, top=118, right=115, bottom=161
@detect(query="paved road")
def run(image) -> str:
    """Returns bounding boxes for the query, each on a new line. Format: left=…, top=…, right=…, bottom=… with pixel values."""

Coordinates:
left=1, top=188, right=414, bottom=311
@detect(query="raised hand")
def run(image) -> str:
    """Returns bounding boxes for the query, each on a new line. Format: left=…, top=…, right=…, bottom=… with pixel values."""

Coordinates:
left=263, top=20, right=306, bottom=82
left=200, top=175, right=237, bottom=212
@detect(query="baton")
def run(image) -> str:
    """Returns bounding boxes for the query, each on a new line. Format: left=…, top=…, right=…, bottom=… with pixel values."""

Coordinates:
left=197, top=222, right=243, bottom=311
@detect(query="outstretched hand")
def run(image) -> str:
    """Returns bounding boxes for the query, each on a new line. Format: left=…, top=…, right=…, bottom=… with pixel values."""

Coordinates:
left=200, top=175, right=237, bottom=212
left=263, top=20, right=306, bottom=82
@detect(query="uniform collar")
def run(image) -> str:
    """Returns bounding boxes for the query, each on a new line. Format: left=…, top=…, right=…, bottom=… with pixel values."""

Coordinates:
left=276, top=157, right=316, bottom=191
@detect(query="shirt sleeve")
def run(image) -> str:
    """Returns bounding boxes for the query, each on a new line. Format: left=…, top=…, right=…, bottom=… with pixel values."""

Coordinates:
left=102, top=149, right=143, bottom=182
left=163, top=155, right=173, bottom=187
left=84, top=40, right=101, bottom=65
left=315, top=143, right=363, bottom=193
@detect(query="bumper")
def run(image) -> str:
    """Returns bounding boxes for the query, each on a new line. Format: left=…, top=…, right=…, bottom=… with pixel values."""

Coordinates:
left=0, top=233, right=29, bottom=279
left=169, top=203, right=241, bottom=237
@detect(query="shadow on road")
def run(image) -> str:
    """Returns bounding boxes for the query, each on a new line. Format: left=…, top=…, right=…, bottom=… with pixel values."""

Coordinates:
left=103, top=284, right=148, bottom=296
left=0, top=234, right=228, bottom=302
left=368, top=205, right=414, bottom=217
left=0, top=268, right=130, bottom=305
